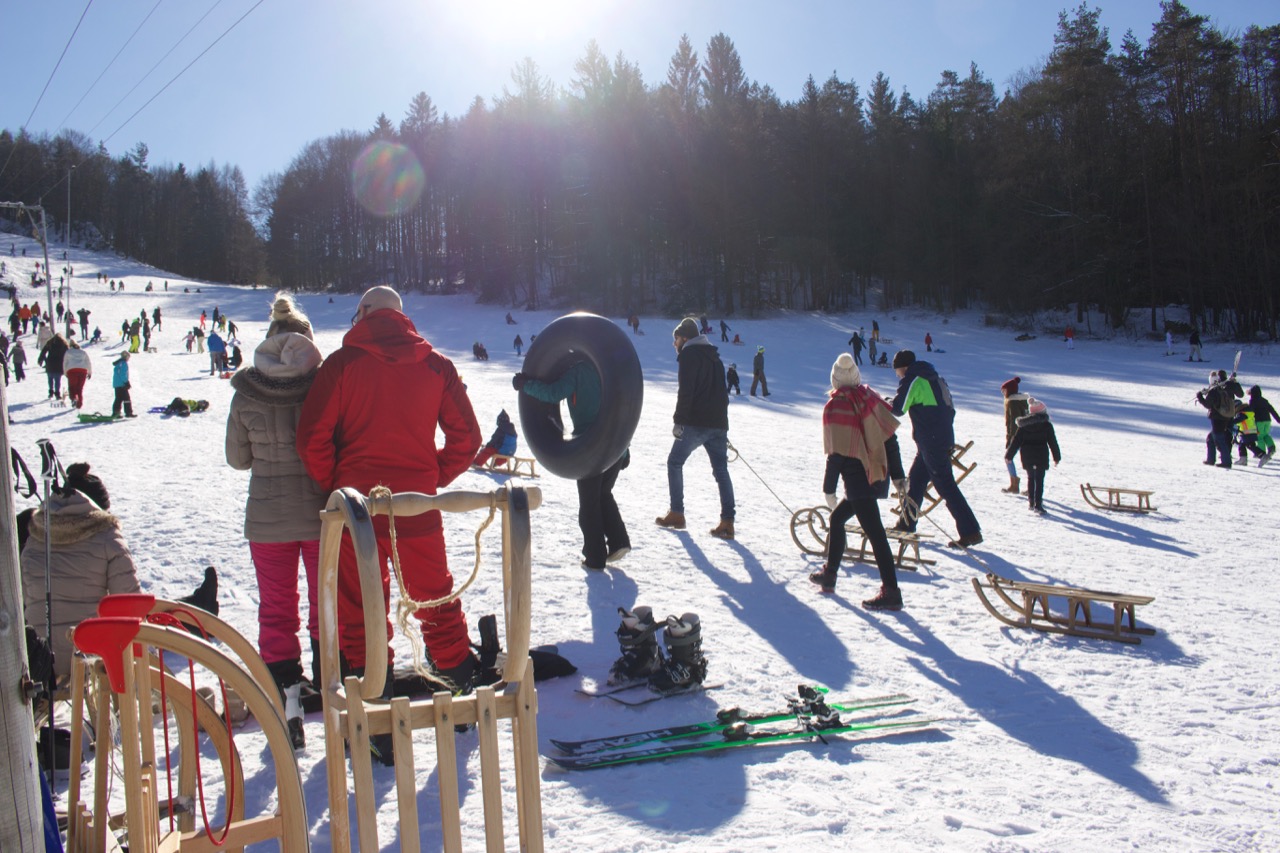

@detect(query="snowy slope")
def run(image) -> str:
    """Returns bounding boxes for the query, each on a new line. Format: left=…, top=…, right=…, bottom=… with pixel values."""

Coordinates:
left=5, top=235, right=1280, bottom=852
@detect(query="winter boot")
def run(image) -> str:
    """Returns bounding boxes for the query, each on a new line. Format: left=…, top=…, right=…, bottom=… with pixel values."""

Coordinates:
left=648, top=613, right=708, bottom=695
left=607, top=606, right=662, bottom=686
left=862, top=585, right=904, bottom=611
left=655, top=510, right=686, bottom=529
left=283, top=683, right=305, bottom=752
left=709, top=519, right=734, bottom=540
left=809, top=568, right=837, bottom=593
left=1002, top=476, right=1020, bottom=494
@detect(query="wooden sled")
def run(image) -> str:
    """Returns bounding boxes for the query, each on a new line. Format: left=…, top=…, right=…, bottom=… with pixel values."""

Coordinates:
left=485, top=455, right=539, bottom=478
left=789, top=506, right=935, bottom=570
left=1080, top=483, right=1156, bottom=513
left=891, top=440, right=977, bottom=520
left=972, top=572, right=1156, bottom=644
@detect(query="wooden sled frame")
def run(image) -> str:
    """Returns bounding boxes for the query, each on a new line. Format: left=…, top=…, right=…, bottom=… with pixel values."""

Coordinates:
left=789, top=506, right=935, bottom=570
left=69, top=618, right=308, bottom=853
left=65, top=595, right=288, bottom=853
left=972, top=572, right=1156, bottom=644
left=891, top=440, right=976, bottom=521
left=1080, top=483, right=1156, bottom=513
left=484, top=455, right=539, bottom=478
left=318, top=483, right=545, bottom=853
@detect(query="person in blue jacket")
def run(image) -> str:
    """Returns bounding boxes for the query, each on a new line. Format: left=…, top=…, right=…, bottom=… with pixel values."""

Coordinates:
left=111, top=351, right=136, bottom=418
left=889, top=350, right=981, bottom=548
left=514, top=361, right=631, bottom=569
left=472, top=410, right=519, bottom=468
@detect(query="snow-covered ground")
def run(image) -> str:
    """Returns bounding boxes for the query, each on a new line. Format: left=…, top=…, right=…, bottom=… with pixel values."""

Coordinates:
left=5, top=235, right=1279, bottom=852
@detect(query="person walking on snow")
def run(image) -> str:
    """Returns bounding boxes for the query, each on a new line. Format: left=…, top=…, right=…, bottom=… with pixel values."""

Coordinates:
left=1000, top=377, right=1030, bottom=494
left=657, top=317, right=736, bottom=540
left=1165, top=329, right=1175, bottom=356
left=847, top=330, right=865, bottom=366
left=207, top=329, right=227, bottom=375
left=809, top=352, right=906, bottom=611
left=1064, top=325, right=1075, bottom=350
left=10, top=339, right=26, bottom=382
left=63, top=340, right=91, bottom=409
left=1188, top=329, right=1203, bottom=362
left=1197, top=369, right=1243, bottom=468
left=719, top=319, right=731, bottom=342
left=297, top=286, right=482, bottom=766
left=38, top=331, right=69, bottom=400
left=516, top=360, right=632, bottom=569
left=924, top=332, right=933, bottom=352
left=513, top=334, right=523, bottom=357
left=1005, top=397, right=1061, bottom=513
left=751, top=345, right=770, bottom=397
left=1247, top=385, right=1279, bottom=461
left=726, top=363, right=740, bottom=395
left=890, top=350, right=982, bottom=548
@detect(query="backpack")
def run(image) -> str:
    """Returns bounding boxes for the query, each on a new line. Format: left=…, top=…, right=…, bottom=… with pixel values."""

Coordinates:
left=1205, top=386, right=1236, bottom=420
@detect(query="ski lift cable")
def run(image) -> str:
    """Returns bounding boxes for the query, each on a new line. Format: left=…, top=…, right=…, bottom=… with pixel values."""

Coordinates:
left=54, top=0, right=167, bottom=136
left=0, top=0, right=96, bottom=184
left=101, top=0, right=266, bottom=147
left=88, top=0, right=230, bottom=141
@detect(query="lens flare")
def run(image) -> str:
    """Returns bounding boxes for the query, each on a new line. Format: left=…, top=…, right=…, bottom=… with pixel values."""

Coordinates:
left=351, top=141, right=425, bottom=217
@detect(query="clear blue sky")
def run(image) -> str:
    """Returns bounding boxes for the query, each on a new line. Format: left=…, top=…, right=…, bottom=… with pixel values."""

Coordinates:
left=2, top=0, right=1274, bottom=195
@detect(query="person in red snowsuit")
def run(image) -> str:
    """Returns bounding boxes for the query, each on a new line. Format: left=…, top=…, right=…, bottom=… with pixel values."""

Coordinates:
left=296, top=286, right=482, bottom=689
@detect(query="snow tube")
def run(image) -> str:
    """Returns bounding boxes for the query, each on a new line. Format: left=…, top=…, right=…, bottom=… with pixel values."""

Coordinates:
left=518, top=312, right=643, bottom=480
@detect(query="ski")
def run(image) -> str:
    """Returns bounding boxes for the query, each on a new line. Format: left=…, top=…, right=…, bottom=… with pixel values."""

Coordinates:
left=551, top=691, right=911, bottom=755
left=547, top=714, right=938, bottom=770
left=593, top=681, right=726, bottom=707
left=575, top=681, right=648, bottom=699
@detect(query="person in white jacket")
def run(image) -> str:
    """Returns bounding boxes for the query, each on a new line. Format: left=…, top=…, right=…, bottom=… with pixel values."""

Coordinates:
left=63, top=340, right=92, bottom=409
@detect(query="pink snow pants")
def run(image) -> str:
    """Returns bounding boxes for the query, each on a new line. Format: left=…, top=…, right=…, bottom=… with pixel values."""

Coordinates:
left=335, top=529, right=470, bottom=672
left=250, top=540, right=320, bottom=665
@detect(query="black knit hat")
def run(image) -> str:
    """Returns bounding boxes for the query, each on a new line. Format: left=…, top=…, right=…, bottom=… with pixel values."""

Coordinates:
left=63, top=462, right=110, bottom=509
left=892, top=350, right=916, bottom=369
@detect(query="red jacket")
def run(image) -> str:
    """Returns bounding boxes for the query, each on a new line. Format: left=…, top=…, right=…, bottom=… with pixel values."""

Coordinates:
left=297, top=310, right=481, bottom=535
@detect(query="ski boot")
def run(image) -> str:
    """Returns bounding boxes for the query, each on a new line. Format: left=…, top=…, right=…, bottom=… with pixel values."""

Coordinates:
left=648, top=613, right=708, bottom=695
left=606, top=606, right=662, bottom=686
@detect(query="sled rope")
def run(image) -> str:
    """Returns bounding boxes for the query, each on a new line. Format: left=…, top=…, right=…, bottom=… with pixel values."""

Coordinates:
left=728, top=440, right=795, bottom=516
left=370, top=484, right=497, bottom=686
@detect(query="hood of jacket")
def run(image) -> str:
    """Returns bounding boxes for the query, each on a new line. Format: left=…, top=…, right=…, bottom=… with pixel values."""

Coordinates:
left=342, top=310, right=432, bottom=365
left=27, top=490, right=120, bottom=546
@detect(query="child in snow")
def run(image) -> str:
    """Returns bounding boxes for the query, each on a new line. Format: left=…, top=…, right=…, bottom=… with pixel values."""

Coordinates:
left=111, top=351, right=135, bottom=418
left=1000, top=377, right=1030, bottom=494
left=473, top=410, right=519, bottom=468
left=1232, top=401, right=1266, bottom=466
left=514, top=334, right=523, bottom=357
left=1247, top=385, right=1278, bottom=461
left=726, top=363, right=741, bottom=395
left=1005, top=397, right=1061, bottom=513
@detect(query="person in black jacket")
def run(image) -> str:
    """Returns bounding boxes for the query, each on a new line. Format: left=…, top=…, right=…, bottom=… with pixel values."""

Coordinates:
left=890, top=350, right=982, bottom=547
left=1004, top=397, right=1061, bottom=513
left=1248, top=385, right=1279, bottom=461
left=751, top=346, right=769, bottom=397
left=1197, top=369, right=1243, bottom=468
left=657, top=317, right=736, bottom=539
left=38, top=332, right=69, bottom=400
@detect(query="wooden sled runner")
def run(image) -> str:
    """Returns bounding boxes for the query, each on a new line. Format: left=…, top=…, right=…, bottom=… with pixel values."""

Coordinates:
left=891, top=440, right=976, bottom=521
left=484, top=454, right=539, bottom=477
left=790, top=506, right=936, bottom=570
left=1080, top=483, right=1156, bottom=513
left=972, top=572, right=1156, bottom=644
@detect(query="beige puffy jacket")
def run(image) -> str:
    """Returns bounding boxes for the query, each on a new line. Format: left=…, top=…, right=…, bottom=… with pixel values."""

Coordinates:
left=225, top=332, right=327, bottom=542
left=21, top=490, right=140, bottom=678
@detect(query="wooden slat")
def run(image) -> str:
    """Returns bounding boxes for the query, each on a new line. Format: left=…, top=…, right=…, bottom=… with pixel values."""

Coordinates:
left=345, top=679, right=380, bottom=853
left=392, top=698, right=421, bottom=853
left=433, top=692, right=464, bottom=853
left=475, top=686, right=505, bottom=853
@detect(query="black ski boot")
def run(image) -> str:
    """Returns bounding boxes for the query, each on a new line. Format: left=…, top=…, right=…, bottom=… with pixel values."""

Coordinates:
left=648, top=613, right=708, bottom=695
left=607, top=606, right=662, bottom=686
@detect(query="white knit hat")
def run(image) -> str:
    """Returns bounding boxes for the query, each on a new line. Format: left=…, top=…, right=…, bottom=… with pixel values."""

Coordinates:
left=356, top=285, right=403, bottom=316
left=831, top=352, right=861, bottom=390
left=1027, top=397, right=1047, bottom=416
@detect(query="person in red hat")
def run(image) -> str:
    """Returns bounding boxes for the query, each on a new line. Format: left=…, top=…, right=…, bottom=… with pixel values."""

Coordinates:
left=1000, top=377, right=1029, bottom=494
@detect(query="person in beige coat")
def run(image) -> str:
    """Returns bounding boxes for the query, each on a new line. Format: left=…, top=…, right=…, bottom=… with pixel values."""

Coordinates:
left=225, top=293, right=324, bottom=750
left=21, top=487, right=140, bottom=680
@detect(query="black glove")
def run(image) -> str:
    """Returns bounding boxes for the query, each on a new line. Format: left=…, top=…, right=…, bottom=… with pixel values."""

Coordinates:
left=512, top=372, right=527, bottom=392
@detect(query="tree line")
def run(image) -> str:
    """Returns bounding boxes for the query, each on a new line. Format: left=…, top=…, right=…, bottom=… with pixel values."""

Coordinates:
left=2, top=2, right=1277, bottom=337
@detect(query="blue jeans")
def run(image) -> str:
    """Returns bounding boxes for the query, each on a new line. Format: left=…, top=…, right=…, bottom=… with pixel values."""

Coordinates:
left=666, top=426, right=735, bottom=521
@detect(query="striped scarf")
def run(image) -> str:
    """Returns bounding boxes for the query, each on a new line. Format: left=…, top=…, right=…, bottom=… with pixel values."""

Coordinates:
left=823, top=385, right=900, bottom=485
